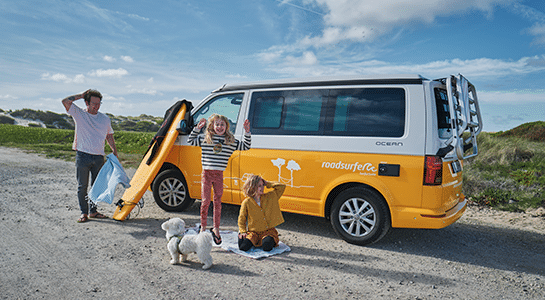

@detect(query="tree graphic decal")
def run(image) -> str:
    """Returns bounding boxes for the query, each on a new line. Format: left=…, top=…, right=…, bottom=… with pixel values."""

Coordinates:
left=271, top=158, right=286, bottom=182
left=286, top=160, right=301, bottom=187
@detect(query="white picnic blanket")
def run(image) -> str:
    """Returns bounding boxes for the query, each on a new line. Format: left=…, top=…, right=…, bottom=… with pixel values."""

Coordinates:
left=185, top=226, right=290, bottom=259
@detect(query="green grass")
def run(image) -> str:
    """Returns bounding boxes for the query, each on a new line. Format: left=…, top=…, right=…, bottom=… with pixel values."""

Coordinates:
left=463, top=131, right=545, bottom=212
left=0, top=124, right=154, bottom=168
left=1, top=122, right=544, bottom=212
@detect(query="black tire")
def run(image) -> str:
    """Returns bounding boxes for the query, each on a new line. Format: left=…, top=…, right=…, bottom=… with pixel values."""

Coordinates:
left=330, top=187, right=390, bottom=245
left=152, top=169, right=194, bottom=212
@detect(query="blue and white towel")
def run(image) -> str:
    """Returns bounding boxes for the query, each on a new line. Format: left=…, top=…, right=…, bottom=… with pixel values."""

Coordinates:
left=89, top=154, right=131, bottom=204
left=186, top=225, right=290, bottom=259
left=218, top=231, right=291, bottom=259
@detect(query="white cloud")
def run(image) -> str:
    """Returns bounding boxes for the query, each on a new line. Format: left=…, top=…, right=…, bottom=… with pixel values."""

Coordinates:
left=525, top=22, right=545, bottom=46
left=226, top=74, right=248, bottom=79
left=127, top=87, right=160, bottom=95
left=260, top=50, right=545, bottom=80
left=127, top=13, right=150, bottom=21
left=121, top=56, right=134, bottom=63
left=41, top=72, right=69, bottom=82
left=103, top=55, right=116, bottom=62
left=0, top=94, right=18, bottom=100
left=294, top=0, right=513, bottom=47
left=267, top=0, right=514, bottom=65
left=88, top=68, right=129, bottom=78
left=40, top=72, right=86, bottom=83
left=478, top=90, right=545, bottom=103
left=511, top=2, right=545, bottom=47
left=73, top=74, right=85, bottom=83
left=257, top=48, right=284, bottom=63
left=285, top=51, right=318, bottom=66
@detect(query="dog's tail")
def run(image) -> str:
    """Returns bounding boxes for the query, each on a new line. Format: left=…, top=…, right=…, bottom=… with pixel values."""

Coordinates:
left=196, top=231, right=214, bottom=247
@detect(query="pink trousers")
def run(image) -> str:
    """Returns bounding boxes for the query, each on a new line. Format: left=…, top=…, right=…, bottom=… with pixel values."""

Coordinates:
left=200, top=170, right=223, bottom=230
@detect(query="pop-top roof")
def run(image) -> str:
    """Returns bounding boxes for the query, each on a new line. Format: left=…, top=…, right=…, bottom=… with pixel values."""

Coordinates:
left=213, top=74, right=428, bottom=93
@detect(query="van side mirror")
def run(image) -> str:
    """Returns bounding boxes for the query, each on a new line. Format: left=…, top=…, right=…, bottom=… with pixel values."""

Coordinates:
left=177, top=120, right=191, bottom=134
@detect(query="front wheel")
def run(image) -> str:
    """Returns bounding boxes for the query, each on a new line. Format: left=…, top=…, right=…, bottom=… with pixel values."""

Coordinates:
left=330, top=187, right=390, bottom=245
left=152, top=169, right=194, bottom=212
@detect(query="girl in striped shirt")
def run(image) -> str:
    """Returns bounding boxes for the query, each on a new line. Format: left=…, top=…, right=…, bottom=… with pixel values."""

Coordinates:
left=188, top=114, right=251, bottom=244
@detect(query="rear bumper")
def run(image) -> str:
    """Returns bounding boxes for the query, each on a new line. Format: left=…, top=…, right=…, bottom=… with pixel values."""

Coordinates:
left=391, top=198, right=467, bottom=229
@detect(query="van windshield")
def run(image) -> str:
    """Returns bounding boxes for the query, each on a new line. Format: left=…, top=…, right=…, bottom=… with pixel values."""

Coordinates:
left=192, top=93, right=244, bottom=134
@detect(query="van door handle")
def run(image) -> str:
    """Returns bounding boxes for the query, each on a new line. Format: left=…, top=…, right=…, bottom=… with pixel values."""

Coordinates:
left=378, top=164, right=400, bottom=177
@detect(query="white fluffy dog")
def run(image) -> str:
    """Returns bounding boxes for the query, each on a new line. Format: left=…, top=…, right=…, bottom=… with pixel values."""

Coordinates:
left=161, top=218, right=213, bottom=270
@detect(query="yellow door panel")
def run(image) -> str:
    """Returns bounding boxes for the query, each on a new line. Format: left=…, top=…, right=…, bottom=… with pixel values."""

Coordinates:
left=235, top=149, right=424, bottom=218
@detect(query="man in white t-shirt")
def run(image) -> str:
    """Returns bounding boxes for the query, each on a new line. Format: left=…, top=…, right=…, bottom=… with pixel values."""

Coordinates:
left=62, top=89, right=118, bottom=223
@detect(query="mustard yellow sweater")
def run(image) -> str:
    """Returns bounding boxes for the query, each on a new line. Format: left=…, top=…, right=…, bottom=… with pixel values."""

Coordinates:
left=238, top=182, right=286, bottom=234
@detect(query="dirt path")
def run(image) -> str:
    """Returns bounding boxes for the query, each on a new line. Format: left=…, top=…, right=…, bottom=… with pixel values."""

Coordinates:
left=1, top=147, right=544, bottom=299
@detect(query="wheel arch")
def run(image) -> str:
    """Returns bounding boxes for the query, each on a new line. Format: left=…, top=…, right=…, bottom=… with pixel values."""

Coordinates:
left=152, top=167, right=195, bottom=212
left=152, top=163, right=183, bottom=189
left=324, top=182, right=391, bottom=222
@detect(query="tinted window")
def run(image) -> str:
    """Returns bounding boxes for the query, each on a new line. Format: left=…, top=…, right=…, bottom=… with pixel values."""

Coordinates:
left=329, top=88, right=405, bottom=137
left=249, top=88, right=405, bottom=137
left=434, top=88, right=452, bottom=139
left=250, top=89, right=327, bottom=135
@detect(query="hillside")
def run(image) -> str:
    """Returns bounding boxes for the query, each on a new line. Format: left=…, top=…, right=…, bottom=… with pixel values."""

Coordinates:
left=0, top=108, right=163, bottom=132
left=495, top=121, right=545, bottom=142
left=463, top=122, right=544, bottom=212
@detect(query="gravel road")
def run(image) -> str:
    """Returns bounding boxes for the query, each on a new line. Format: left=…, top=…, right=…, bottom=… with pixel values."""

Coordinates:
left=1, top=147, right=544, bottom=299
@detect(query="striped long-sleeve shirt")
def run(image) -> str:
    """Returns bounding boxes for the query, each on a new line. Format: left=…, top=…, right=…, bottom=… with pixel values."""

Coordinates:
left=187, top=129, right=251, bottom=171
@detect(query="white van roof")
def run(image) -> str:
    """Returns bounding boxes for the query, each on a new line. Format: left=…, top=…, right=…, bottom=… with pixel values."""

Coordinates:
left=213, top=74, right=428, bottom=93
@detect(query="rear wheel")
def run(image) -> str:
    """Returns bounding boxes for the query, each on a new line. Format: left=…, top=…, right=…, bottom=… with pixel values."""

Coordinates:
left=330, top=187, right=390, bottom=245
left=152, top=169, right=194, bottom=212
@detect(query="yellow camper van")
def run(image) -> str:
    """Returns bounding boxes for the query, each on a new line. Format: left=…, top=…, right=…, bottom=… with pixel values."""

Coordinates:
left=147, top=74, right=482, bottom=245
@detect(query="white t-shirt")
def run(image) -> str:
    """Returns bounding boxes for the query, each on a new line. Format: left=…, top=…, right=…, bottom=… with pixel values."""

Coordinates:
left=68, top=104, right=114, bottom=155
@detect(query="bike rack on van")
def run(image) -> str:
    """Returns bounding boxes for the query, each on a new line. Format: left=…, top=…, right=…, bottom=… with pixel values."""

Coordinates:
left=444, top=74, right=483, bottom=160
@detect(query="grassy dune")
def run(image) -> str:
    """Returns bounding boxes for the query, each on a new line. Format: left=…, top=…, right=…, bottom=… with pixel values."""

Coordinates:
left=463, top=122, right=545, bottom=211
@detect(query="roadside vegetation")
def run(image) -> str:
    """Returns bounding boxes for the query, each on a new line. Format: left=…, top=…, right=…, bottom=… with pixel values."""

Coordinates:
left=463, top=121, right=545, bottom=212
left=0, top=124, right=154, bottom=168
left=0, top=118, right=543, bottom=213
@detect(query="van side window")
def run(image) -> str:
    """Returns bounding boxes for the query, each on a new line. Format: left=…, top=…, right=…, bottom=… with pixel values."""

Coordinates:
left=250, top=90, right=327, bottom=135
left=252, top=96, right=283, bottom=129
left=249, top=88, right=405, bottom=137
left=329, top=88, right=405, bottom=137
left=192, top=93, right=244, bottom=134
left=434, top=88, right=452, bottom=139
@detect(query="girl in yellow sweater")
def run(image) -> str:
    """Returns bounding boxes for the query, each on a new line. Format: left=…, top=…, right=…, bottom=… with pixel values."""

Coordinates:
left=238, top=175, right=286, bottom=251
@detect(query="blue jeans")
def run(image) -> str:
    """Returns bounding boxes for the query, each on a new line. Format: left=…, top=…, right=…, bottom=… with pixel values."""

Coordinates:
left=75, top=151, right=104, bottom=215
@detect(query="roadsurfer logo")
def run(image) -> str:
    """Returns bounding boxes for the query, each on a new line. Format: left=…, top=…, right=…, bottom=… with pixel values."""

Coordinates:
left=321, top=161, right=377, bottom=175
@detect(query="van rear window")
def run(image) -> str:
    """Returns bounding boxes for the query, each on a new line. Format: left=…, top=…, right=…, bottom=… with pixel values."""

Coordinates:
left=249, top=88, right=405, bottom=137
left=434, top=88, right=452, bottom=139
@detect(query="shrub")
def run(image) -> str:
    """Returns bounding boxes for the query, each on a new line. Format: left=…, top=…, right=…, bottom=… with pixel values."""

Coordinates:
left=471, top=188, right=512, bottom=206
left=0, top=115, right=15, bottom=124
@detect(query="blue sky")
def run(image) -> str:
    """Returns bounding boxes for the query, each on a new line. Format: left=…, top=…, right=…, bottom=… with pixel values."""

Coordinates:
left=1, top=0, right=544, bottom=132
